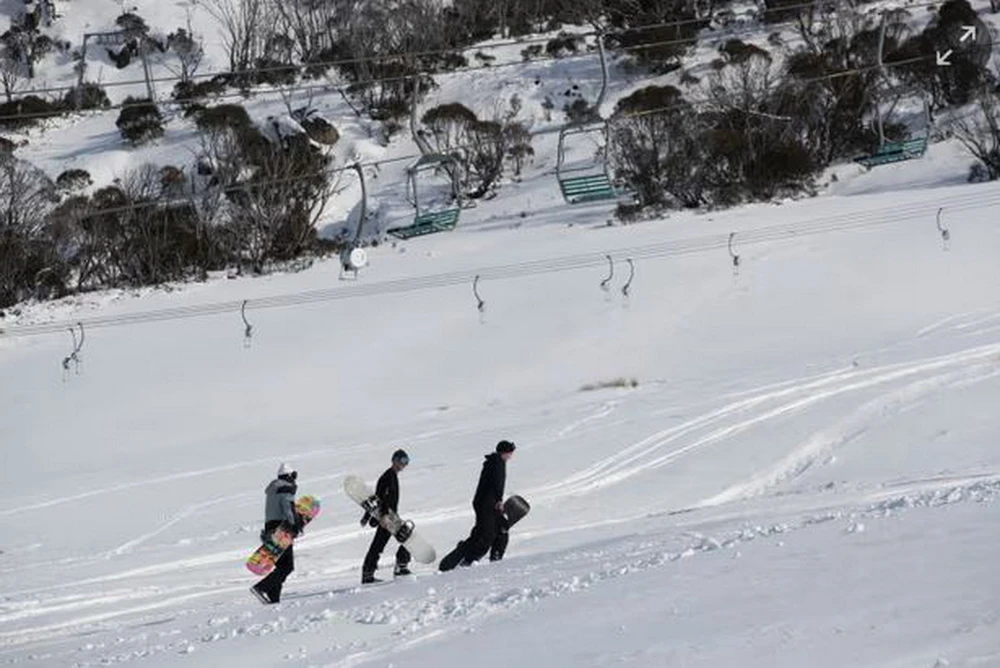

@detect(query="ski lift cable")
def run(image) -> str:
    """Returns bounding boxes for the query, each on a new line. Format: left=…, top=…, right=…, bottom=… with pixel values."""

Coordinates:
left=32, top=39, right=990, bottom=229
left=8, top=0, right=922, bottom=101
left=1, top=5, right=982, bottom=127
left=5, top=193, right=997, bottom=339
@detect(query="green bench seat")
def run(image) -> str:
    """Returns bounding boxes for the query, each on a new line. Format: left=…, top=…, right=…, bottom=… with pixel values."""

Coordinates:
left=854, top=137, right=928, bottom=168
left=387, top=208, right=461, bottom=240
left=559, top=174, right=618, bottom=204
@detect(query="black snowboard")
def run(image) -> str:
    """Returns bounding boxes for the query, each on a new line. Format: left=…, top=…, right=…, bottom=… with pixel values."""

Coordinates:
left=438, top=495, right=531, bottom=572
left=504, top=495, right=530, bottom=527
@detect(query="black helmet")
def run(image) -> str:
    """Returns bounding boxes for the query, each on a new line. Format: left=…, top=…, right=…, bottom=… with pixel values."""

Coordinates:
left=496, top=440, right=516, bottom=454
left=392, top=449, right=410, bottom=465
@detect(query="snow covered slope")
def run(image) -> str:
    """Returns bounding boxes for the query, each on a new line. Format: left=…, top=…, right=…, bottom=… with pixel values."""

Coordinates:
left=1, top=156, right=999, bottom=666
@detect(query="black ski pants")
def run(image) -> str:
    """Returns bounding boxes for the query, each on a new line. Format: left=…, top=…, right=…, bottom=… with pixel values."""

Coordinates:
left=255, top=545, right=293, bottom=602
left=462, top=506, right=509, bottom=564
left=362, top=526, right=410, bottom=575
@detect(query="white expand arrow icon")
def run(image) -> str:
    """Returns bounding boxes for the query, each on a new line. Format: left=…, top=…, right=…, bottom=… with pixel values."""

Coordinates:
left=959, top=25, right=977, bottom=42
left=936, top=50, right=953, bottom=66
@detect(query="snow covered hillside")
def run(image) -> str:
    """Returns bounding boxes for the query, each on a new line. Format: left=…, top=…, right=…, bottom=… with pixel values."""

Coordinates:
left=3, top=0, right=1000, bottom=665
left=2, top=163, right=1000, bottom=666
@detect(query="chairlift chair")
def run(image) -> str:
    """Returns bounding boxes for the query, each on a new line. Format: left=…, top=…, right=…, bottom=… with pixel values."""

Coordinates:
left=556, top=121, right=635, bottom=204
left=853, top=94, right=931, bottom=169
left=386, top=154, right=463, bottom=240
left=855, top=18, right=932, bottom=170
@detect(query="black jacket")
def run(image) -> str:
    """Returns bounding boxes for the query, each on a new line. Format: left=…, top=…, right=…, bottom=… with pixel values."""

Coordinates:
left=472, top=453, right=505, bottom=510
left=375, top=467, right=400, bottom=514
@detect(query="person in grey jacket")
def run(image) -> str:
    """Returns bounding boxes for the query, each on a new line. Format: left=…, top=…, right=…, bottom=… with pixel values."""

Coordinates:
left=251, top=463, right=302, bottom=604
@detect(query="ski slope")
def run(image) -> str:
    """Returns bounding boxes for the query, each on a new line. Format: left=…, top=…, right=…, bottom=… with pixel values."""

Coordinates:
left=2, top=154, right=1000, bottom=666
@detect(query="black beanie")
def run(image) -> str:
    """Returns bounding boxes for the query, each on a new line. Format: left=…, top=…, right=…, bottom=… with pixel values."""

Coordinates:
left=392, top=449, right=409, bottom=463
left=496, top=440, right=516, bottom=454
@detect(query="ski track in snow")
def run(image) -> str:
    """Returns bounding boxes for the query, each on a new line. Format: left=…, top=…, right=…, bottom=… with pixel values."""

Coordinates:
left=554, top=400, right=620, bottom=438
left=529, top=341, right=1000, bottom=502
left=328, top=476, right=1000, bottom=668
left=17, top=473, right=990, bottom=668
left=3, top=339, right=998, bottom=659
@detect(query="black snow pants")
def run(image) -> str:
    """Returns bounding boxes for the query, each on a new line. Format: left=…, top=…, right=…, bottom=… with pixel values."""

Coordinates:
left=255, top=547, right=293, bottom=602
left=462, top=506, right=509, bottom=565
left=362, top=526, right=411, bottom=576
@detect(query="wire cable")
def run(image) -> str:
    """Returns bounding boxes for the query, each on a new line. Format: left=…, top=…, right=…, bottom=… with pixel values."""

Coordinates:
left=4, top=185, right=998, bottom=338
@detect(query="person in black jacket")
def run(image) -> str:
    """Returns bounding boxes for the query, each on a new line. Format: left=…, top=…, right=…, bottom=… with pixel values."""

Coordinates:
left=361, top=449, right=411, bottom=584
left=461, top=440, right=516, bottom=566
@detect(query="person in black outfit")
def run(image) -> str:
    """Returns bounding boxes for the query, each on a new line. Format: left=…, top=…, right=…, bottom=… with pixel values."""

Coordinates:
left=361, top=449, right=411, bottom=583
left=461, top=440, right=516, bottom=566
left=251, top=463, right=303, bottom=604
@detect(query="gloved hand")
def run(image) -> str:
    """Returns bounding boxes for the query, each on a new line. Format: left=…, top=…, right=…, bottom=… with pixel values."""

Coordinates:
left=360, top=511, right=371, bottom=527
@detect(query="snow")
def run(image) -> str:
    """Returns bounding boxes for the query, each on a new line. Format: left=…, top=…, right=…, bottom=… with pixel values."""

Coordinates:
left=2, top=154, right=1000, bottom=665
left=2, top=1, right=1000, bottom=666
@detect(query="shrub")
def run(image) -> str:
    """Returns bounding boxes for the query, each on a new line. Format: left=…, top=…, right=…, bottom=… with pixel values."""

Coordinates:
left=172, top=76, right=228, bottom=104
left=63, top=82, right=110, bottom=110
left=115, top=97, right=164, bottom=144
left=0, top=95, right=62, bottom=129
left=521, top=44, right=543, bottom=61
left=297, top=114, right=339, bottom=145
left=564, top=98, right=599, bottom=124
left=580, top=378, right=639, bottom=391
left=545, top=33, right=582, bottom=58
left=55, top=168, right=92, bottom=192
left=193, top=103, right=253, bottom=134
left=719, top=40, right=771, bottom=65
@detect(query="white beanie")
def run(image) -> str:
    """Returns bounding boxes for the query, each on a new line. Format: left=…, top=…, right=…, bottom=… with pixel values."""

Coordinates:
left=277, top=462, right=296, bottom=477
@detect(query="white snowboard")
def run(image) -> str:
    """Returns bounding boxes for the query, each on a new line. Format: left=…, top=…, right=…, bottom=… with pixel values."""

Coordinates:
left=343, top=474, right=436, bottom=564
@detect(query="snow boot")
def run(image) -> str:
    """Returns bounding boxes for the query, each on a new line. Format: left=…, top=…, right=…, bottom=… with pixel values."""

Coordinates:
left=361, top=572, right=383, bottom=585
left=250, top=585, right=273, bottom=605
left=394, top=564, right=412, bottom=577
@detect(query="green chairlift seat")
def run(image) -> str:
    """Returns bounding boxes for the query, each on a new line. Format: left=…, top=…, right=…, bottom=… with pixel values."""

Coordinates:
left=854, top=88, right=931, bottom=169
left=387, top=208, right=460, bottom=239
left=556, top=122, right=633, bottom=204
left=559, top=173, right=617, bottom=203
left=387, top=154, right=463, bottom=241
left=853, top=136, right=928, bottom=168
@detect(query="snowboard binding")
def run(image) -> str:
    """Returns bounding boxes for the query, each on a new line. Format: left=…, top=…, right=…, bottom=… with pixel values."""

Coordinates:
left=395, top=520, right=415, bottom=543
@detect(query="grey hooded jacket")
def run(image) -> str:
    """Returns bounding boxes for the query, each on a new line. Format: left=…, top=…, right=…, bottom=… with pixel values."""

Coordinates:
left=264, top=476, right=297, bottom=525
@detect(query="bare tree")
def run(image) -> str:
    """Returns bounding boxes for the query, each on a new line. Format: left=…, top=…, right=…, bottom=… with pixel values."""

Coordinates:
left=0, top=154, right=57, bottom=305
left=610, top=85, right=706, bottom=207
left=705, top=53, right=818, bottom=202
left=0, top=23, right=53, bottom=79
left=337, top=0, right=451, bottom=118
left=951, top=89, right=1000, bottom=180
left=117, top=165, right=175, bottom=284
left=166, top=20, right=205, bottom=84
left=205, top=0, right=271, bottom=78
left=272, top=0, right=346, bottom=67
left=422, top=103, right=477, bottom=154
left=504, top=122, right=534, bottom=176
left=0, top=44, right=25, bottom=103
left=195, top=115, right=336, bottom=271
left=228, top=136, right=337, bottom=270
